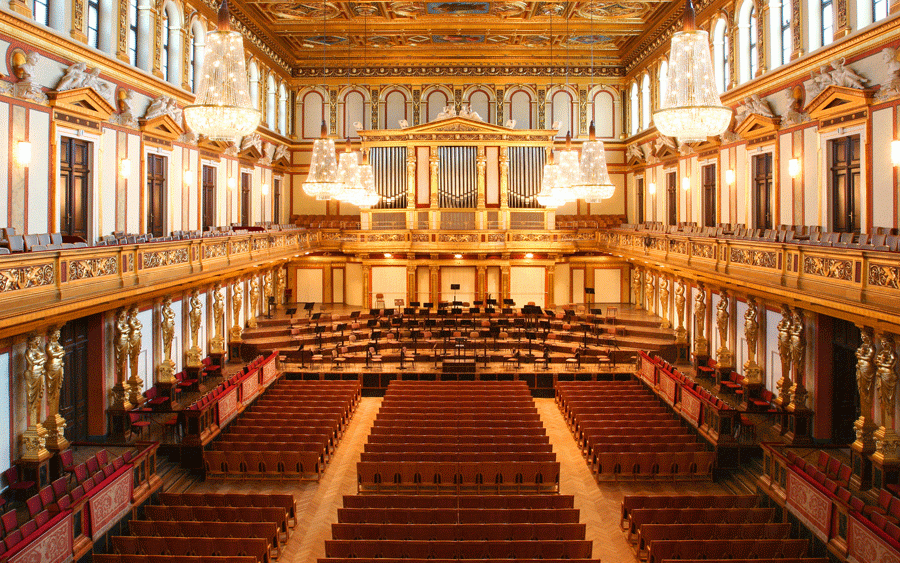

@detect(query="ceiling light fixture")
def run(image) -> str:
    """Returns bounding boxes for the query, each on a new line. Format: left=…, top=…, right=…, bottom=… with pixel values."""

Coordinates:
left=578, top=122, right=616, bottom=203
left=14, top=141, right=31, bottom=166
left=183, top=0, right=260, bottom=141
left=653, top=0, right=732, bottom=143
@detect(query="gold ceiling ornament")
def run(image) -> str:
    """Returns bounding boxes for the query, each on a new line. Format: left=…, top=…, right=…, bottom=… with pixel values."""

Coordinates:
left=270, top=2, right=341, bottom=20
left=183, top=0, right=260, bottom=141
left=653, top=0, right=732, bottom=143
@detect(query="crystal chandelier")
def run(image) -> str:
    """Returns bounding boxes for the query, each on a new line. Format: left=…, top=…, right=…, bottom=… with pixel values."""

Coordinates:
left=302, top=121, right=343, bottom=200
left=654, top=0, right=732, bottom=143
left=537, top=152, right=566, bottom=208
left=578, top=121, right=616, bottom=203
left=355, top=153, right=381, bottom=208
left=554, top=132, right=583, bottom=200
left=335, top=139, right=361, bottom=203
left=183, top=0, right=260, bottom=141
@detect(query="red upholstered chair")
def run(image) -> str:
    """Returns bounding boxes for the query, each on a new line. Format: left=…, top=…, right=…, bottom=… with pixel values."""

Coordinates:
left=129, top=412, right=151, bottom=440
left=3, top=466, right=36, bottom=501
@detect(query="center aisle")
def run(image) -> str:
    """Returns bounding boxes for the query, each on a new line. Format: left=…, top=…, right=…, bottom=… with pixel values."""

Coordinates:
left=534, top=397, right=732, bottom=563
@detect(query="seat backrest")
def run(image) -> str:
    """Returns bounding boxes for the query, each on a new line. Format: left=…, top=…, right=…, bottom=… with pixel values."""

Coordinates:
left=37, top=233, right=51, bottom=245
left=22, top=234, right=40, bottom=251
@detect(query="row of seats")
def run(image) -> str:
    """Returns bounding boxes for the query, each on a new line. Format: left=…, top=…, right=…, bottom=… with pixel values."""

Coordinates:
left=96, top=556, right=256, bottom=563
left=555, top=214, right=626, bottom=230
left=292, top=214, right=360, bottom=230
left=324, top=540, right=593, bottom=559
left=0, top=230, right=87, bottom=253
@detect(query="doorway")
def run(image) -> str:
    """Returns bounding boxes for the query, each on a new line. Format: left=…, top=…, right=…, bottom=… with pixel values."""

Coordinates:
left=146, top=154, right=167, bottom=237
left=59, top=137, right=91, bottom=239
left=59, top=317, right=90, bottom=442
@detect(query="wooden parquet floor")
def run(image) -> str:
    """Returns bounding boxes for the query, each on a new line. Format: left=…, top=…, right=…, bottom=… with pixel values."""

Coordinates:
left=187, top=396, right=729, bottom=563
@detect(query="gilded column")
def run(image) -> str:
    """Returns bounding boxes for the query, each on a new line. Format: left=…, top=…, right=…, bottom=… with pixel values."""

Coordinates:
left=406, top=150, right=416, bottom=213
left=21, top=334, right=49, bottom=461
left=499, top=149, right=509, bottom=213
left=429, top=265, right=439, bottom=306
left=659, top=276, right=671, bottom=329
left=248, top=277, right=260, bottom=329
left=631, top=268, right=642, bottom=310
left=876, top=333, right=899, bottom=460
left=694, top=284, right=709, bottom=357
left=151, top=0, right=163, bottom=78
left=7, top=0, right=31, bottom=17
left=790, top=0, right=803, bottom=60
left=755, top=0, right=768, bottom=76
left=110, top=310, right=132, bottom=410
left=265, top=270, right=276, bottom=306
left=127, top=305, right=145, bottom=406
left=43, top=328, right=69, bottom=451
left=854, top=327, right=877, bottom=453
left=644, top=271, right=654, bottom=314
left=209, top=284, right=225, bottom=354
left=833, top=0, right=851, bottom=39
left=716, top=290, right=734, bottom=370
left=363, top=264, right=372, bottom=309
left=157, top=296, right=176, bottom=384
left=546, top=265, right=555, bottom=309
left=322, top=264, right=333, bottom=304
left=476, top=146, right=487, bottom=209
left=407, top=264, right=417, bottom=306
left=70, top=0, right=88, bottom=43
left=775, top=305, right=793, bottom=406
left=743, top=296, right=762, bottom=382
left=277, top=267, right=286, bottom=305
left=181, top=27, right=190, bottom=91
left=788, top=308, right=808, bottom=410
left=674, top=278, right=687, bottom=343
left=501, top=265, right=511, bottom=304
left=230, top=282, right=243, bottom=343
left=429, top=148, right=440, bottom=209
left=186, top=290, right=203, bottom=368
left=116, top=0, right=129, bottom=62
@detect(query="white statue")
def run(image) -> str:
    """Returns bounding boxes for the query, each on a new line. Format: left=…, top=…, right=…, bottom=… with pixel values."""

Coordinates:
left=398, top=119, right=409, bottom=128
left=830, top=58, right=868, bottom=89
left=273, top=144, right=289, bottom=163
left=551, top=120, right=562, bottom=131
left=241, top=132, right=262, bottom=152
left=352, top=121, right=364, bottom=131
left=14, top=51, right=47, bottom=103
left=504, top=119, right=516, bottom=128
left=626, top=144, right=644, bottom=163
left=877, top=47, right=900, bottom=101
left=144, top=95, right=183, bottom=125
left=55, top=63, right=88, bottom=91
left=436, top=105, right=456, bottom=120
left=459, top=104, right=482, bottom=121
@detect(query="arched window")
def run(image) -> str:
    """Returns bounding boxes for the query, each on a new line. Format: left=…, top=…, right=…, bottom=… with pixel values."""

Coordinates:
left=591, top=90, right=615, bottom=138
left=821, top=0, right=834, bottom=45
left=506, top=88, right=534, bottom=129
left=749, top=6, right=758, bottom=78
left=33, top=0, right=49, bottom=25
left=190, top=21, right=205, bottom=93
left=641, top=74, right=651, bottom=129
left=128, top=0, right=138, bottom=66
left=425, top=89, right=448, bottom=123
left=629, top=82, right=639, bottom=136
left=301, top=90, right=325, bottom=139
left=780, top=0, right=791, bottom=66
left=161, top=11, right=169, bottom=80
left=550, top=89, right=573, bottom=139
left=248, top=62, right=260, bottom=110
left=738, top=0, right=754, bottom=83
left=162, top=2, right=182, bottom=84
left=266, top=74, right=277, bottom=128
left=278, top=83, right=287, bottom=136
left=873, top=0, right=888, bottom=20
left=658, top=60, right=668, bottom=109
left=713, top=18, right=728, bottom=93
left=87, top=0, right=100, bottom=47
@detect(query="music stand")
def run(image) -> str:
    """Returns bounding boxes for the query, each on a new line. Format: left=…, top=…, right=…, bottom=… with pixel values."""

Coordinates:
left=311, top=312, right=322, bottom=324
left=590, top=308, right=603, bottom=315
left=503, top=299, right=515, bottom=307
left=350, top=310, right=361, bottom=319
left=285, top=307, right=297, bottom=319
left=450, top=283, right=460, bottom=304
left=486, top=298, right=498, bottom=306
left=585, top=287, right=595, bottom=305
left=369, top=308, right=380, bottom=317
left=469, top=307, right=479, bottom=315
left=404, top=307, right=415, bottom=316
left=304, top=302, right=315, bottom=317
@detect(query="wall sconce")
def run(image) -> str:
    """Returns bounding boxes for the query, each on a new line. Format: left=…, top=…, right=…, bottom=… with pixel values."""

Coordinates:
left=525, top=253, right=534, bottom=259
left=454, top=254, right=463, bottom=259
left=648, top=182, right=657, bottom=195
left=681, top=176, right=690, bottom=191
left=14, top=141, right=31, bottom=166
left=384, top=253, right=392, bottom=258
left=183, top=169, right=193, bottom=185
left=725, top=169, right=735, bottom=185
left=892, top=140, right=900, bottom=167
left=261, top=182, right=270, bottom=196
left=788, top=158, right=801, bottom=178
left=119, top=158, right=131, bottom=177
left=227, top=177, right=237, bottom=190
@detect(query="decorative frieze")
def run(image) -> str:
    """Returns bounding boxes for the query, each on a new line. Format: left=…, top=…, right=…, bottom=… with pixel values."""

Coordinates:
left=0, top=264, right=54, bottom=292
left=68, top=256, right=118, bottom=280
left=203, top=243, right=228, bottom=259
left=730, top=248, right=778, bottom=269
left=803, top=256, right=853, bottom=281
left=142, top=249, right=188, bottom=269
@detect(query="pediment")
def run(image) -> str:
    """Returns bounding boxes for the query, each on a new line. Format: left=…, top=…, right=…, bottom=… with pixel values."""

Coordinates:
left=358, top=116, right=556, bottom=141
left=805, top=85, right=873, bottom=122
left=734, top=114, right=780, bottom=140
left=47, top=87, right=116, bottom=130
left=139, top=114, right=184, bottom=143
left=273, top=151, right=291, bottom=167
left=240, top=143, right=263, bottom=160
left=198, top=136, right=232, bottom=154
left=687, top=136, right=722, bottom=153
left=652, top=140, right=679, bottom=160
left=626, top=152, right=644, bottom=166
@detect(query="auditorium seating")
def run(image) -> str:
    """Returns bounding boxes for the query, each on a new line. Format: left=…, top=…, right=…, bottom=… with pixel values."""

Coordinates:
left=94, top=556, right=257, bottom=563
left=557, top=380, right=714, bottom=481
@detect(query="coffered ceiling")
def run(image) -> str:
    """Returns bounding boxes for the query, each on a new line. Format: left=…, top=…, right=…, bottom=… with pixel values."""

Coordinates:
left=228, top=1, right=679, bottom=75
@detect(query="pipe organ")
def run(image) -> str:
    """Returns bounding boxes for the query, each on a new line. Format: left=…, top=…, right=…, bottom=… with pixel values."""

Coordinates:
left=358, top=117, right=556, bottom=229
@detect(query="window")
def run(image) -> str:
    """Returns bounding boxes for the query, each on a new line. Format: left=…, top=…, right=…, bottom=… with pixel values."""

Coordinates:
left=822, top=0, right=834, bottom=45
left=128, top=0, right=138, bottom=66
left=87, top=0, right=100, bottom=48
left=829, top=135, right=861, bottom=233
left=723, top=28, right=731, bottom=89
left=161, top=12, right=169, bottom=81
left=266, top=75, right=277, bottom=128
left=781, top=0, right=791, bottom=65
left=629, top=83, right=639, bottom=136
left=241, top=173, right=251, bottom=226
left=33, top=0, right=49, bottom=25
left=641, top=74, right=651, bottom=130
left=248, top=62, right=260, bottom=109
left=636, top=177, right=645, bottom=224
left=273, top=178, right=282, bottom=224
left=713, top=19, right=728, bottom=93
left=752, top=153, right=773, bottom=230
left=666, top=171, right=677, bottom=225
left=873, top=0, right=887, bottom=21
left=701, top=164, right=717, bottom=227
left=749, top=6, right=758, bottom=78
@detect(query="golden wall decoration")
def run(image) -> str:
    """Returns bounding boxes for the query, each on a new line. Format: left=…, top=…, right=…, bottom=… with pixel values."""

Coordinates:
left=803, top=256, right=853, bottom=281
left=203, top=243, right=228, bottom=259
left=68, top=257, right=118, bottom=281
left=142, top=248, right=189, bottom=269
left=0, top=264, right=55, bottom=292
left=730, top=248, right=778, bottom=269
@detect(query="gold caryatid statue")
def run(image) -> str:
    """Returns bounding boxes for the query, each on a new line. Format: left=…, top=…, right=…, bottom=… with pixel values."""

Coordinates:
left=110, top=309, right=132, bottom=410
left=788, top=308, right=808, bottom=410
left=775, top=304, right=793, bottom=405
left=157, top=295, right=176, bottom=384
left=743, top=296, right=762, bottom=382
left=127, top=305, right=144, bottom=406
left=659, top=277, right=671, bottom=329
left=21, top=333, right=49, bottom=460
left=186, top=289, right=203, bottom=367
left=674, top=278, right=687, bottom=343
left=209, top=284, right=225, bottom=354
left=693, top=284, right=708, bottom=356
left=631, top=269, right=642, bottom=310
left=230, top=281, right=244, bottom=342
left=715, top=291, right=733, bottom=369
left=854, top=326, right=877, bottom=451
left=645, top=273, right=655, bottom=315
left=248, top=277, right=260, bottom=329
left=43, top=327, right=68, bottom=450
left=276, top=268, right=286, bottom=305
left=876, top=332, right=899, bottom=460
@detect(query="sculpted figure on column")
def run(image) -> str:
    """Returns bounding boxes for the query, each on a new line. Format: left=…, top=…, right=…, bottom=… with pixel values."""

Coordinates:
left=658, top=277, right=671, bottom=329
left=631, top=269, right=642, bottom=309
left=114, top=309, right=131, bottom=385
left=775, top=304, right=793, bottom=405
left=694, top=284, right=709, bottom=356
left=210, top=284, right=225, bottom=354
left=277, top=268, right=286, bottom=304
left=248, top=277, right=260, bottom=329
left=21, top=334, right=49, bottom=460
left=158, top=296, right=176, bottom=384
left=43, top=327, right=68, bottom=450
left=674, top=278, right=687, bottom=343
left=186, top=290, right=203, bottom=367
left=876, top=333, right=899, bottom=459
left=855, top=327, right=877, bottom=450
left=127, top=305, right=144, bottom=405
left=788, top=308, right=808, bottom=410
left=230, top=281, right=244, bottom=342
left=716, top=291, right=733, bottom=368
left=645, top=272, right=654, bottom=315
left=743, top=296, right=762, bottom=382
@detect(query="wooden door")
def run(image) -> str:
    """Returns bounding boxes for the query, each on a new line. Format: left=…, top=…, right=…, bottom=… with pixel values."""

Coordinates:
left=202, top=165, right=216, bottom=231
left=830, top=135, right=861, bottom=233
left=241, top=173, right=251, bottom=226
left=666, top=172, right=677, bottom=225
left=59, top=137, right=91, bottom=238
left=753, top=153, right=772, bottom=230
left=59, top=317, right=90, bottom=442
left=146, top=154, right=167, bottom=237
left=702, top=164, right=717, bottom=228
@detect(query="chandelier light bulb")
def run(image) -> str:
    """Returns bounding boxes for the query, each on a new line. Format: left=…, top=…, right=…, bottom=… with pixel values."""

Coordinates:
left=682, top=176, right=691, bottom=191
left=302, top=120, right=342, bottom=201
left=578, top=121, right=616, bottom=203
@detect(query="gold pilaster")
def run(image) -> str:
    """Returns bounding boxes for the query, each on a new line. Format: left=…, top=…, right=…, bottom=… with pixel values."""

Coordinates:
left=43, top=328, right=68, bottom=452
left=716, top=290, right=734, bottom=370
left=743, top=296, right=762, bottom=383
left=775, top=304, right=793, bottom=406
left=875, top=333, right=899, bottom=461
left=854, top=326, right=878, bottom=454
left=127, top=305, right=145, bottom=406
left=186, top=290, right=203, bottom=368
left=787, top=308, right=808, bottom=411
left=659, top=276, right=671, bottom=329
left=546, top=264, right=555, bottom=308
left=476, top=146, right=487, bottom=210
left=674, top=277, right=687, bottom=344
left=230, top=282, right=243, bottom=343
left=248, top=277, right=260, bottom=329
left=428, top=265, right=439, bottom=307
left=407, top=264, right=417, bottom=306
left=631, top=267, right=642, bottom=310
left=158, top=296, right=176, bottom=384
left=151, top=3, right=163, bottom=78
left=70, top=0, right=88, bottom=43
left=209, top=284, right=225, bottom=355
left=694, top=283, right=709, bottom=357
left=429, top=148, right=440, bottom=209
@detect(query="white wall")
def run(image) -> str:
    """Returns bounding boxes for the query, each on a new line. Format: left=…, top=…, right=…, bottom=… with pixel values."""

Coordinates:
left=345, top=263, right=363, bottom=307
left=371, top=266, right=407, bottom=309
left=510, top=266, right=545, bottom=308
left=553, top=263, right=570, bottom=307
left=440, top=266, right=476, bottom=304
left=295, top=268, right=324, bottom=303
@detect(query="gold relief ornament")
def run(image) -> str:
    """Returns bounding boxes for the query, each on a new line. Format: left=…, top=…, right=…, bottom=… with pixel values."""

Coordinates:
left=631, top=269, right=642, bottom=310
left=21, top=334, right=50, bottom=461
left=645, top=272, right=654, bottom=315
left=788, top=308, right=808, bottom=411
left=248, top=277, right=260, bottom=329
left=854, top=327, right=877, bottom=452
left=43, top=327, right=69, bottom=450
left=715, top=291, right=733, bottom=369
left=658, top=277, right=671, bottom=329
left=230, top=282, right=244, bottom=342
left=693, top=285, right=708, bottom=357
left=277, top=268, right=286, bottom=304
left=674, top=278, right=687, bottom=344
left=127, top=305, right=145, bottom=406
left=209, top=284, right=225, bottom=354
left=186, top=290, right=203, bottom=368
left=775, top=305, right=793, bottom=406
left=876, top=333, right=899, bottom=460
left=743, top=296, right=762, bottom=382
left=110, top=309, right=132, bottom=410
left=157, top=296, right=176, bottom=384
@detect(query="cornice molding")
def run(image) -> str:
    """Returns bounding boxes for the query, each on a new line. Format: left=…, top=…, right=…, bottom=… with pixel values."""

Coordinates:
left=197, top=0, right=292, bottom=73
left=293, top=64, right=626, bottom=79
